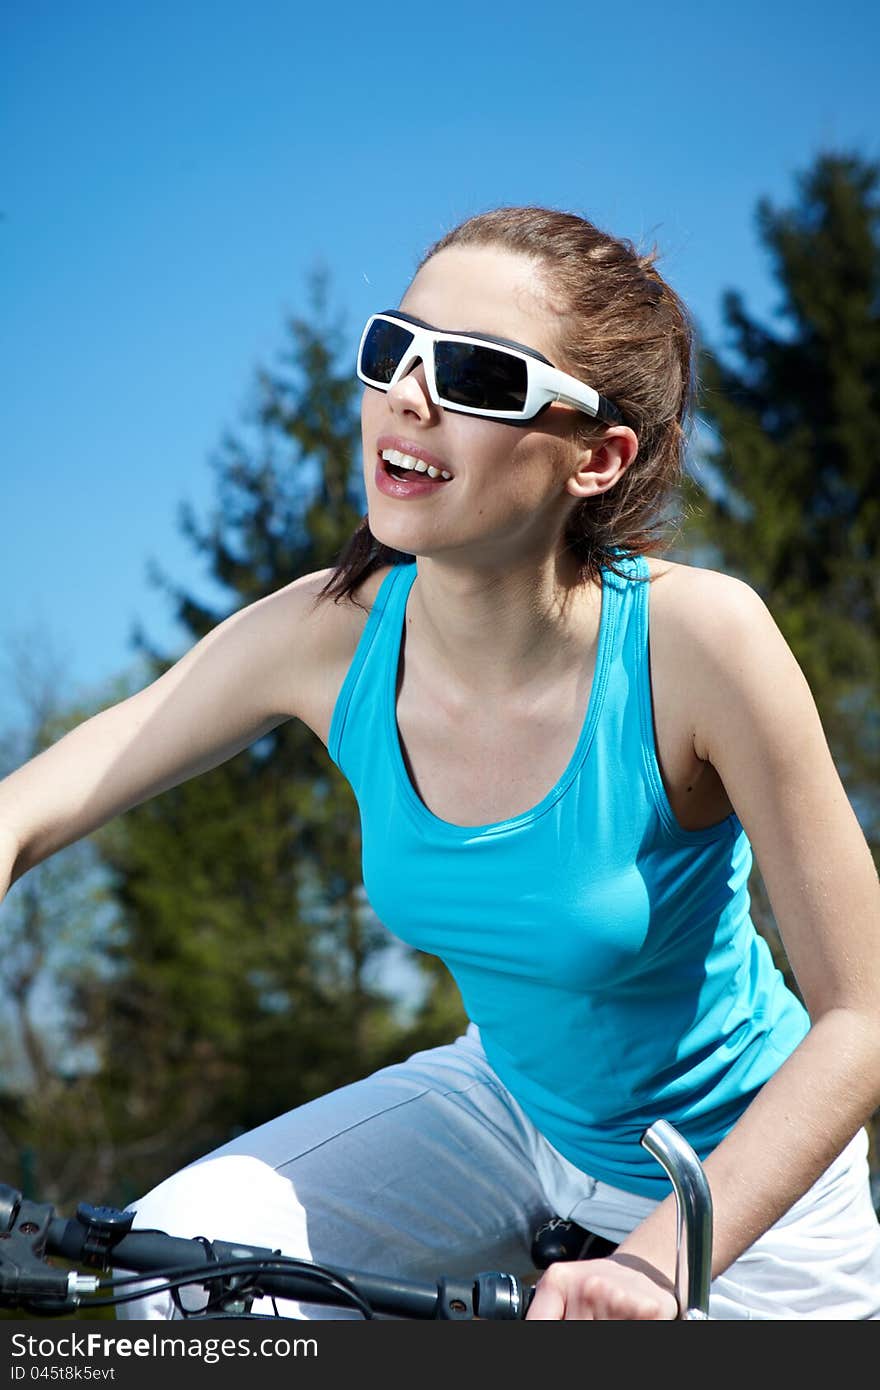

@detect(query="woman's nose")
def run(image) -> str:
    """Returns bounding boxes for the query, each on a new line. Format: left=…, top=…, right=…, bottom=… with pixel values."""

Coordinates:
left=387, top=358, right=437, bottom=421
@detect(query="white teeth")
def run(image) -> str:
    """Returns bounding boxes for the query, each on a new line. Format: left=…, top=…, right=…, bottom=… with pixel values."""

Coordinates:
left=380, top=448, right=453, bottom=481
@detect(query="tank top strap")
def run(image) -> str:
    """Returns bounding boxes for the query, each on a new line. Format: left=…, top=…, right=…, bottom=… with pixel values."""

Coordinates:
left=590, top=548, right=651, bottom=784
left=600, top=550, right=650, bottom=674
left=328, top=561, right=417, bottom=774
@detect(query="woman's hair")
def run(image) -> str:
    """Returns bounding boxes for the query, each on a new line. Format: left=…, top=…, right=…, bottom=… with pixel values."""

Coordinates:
left=320, top=205, right=695, bottom=605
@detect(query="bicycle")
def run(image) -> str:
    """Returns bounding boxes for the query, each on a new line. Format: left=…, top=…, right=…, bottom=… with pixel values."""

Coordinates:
left=0, top=1120, right=712, bottom=1321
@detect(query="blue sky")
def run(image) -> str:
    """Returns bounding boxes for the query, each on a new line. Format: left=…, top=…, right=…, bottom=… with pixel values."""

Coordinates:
left=3, top=0, right=879, bottom=721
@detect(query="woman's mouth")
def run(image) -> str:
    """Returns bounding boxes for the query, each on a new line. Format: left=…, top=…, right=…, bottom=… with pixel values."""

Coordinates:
left=374, top=451, right=454, bottom=499
left=373, top=439, right=455, bottom=499
left=379, top=446, right=453, bottom=481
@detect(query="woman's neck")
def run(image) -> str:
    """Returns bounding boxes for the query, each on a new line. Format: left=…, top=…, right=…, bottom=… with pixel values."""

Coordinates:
left=403, top=552, right=603, bottom=701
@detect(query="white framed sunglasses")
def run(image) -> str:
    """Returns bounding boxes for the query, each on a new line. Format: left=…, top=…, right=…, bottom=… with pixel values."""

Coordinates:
left=356, top=310, right=623, bottom=426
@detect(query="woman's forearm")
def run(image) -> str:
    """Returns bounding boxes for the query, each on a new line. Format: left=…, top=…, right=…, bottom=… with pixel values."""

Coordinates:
left=616, top=1008, right=880, bottom=1285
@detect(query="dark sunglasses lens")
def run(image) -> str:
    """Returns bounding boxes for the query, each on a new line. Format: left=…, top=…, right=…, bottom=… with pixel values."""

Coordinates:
left=360, top=319, right=414, bottom=384
left=435, top=341, right=528, bottom=412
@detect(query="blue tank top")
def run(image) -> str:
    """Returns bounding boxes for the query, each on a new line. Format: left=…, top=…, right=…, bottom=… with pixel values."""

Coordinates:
left=328, top=557, right=810, bottom=1196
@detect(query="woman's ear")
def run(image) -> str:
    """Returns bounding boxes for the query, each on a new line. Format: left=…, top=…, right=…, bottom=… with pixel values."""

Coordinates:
left=565, top=426, right=639, bottom=500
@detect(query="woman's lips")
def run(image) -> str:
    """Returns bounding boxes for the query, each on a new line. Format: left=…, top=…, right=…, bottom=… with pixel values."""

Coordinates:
left=374, top=456, right=452, bottom=499
left=376, top=435, right=453, bottom=475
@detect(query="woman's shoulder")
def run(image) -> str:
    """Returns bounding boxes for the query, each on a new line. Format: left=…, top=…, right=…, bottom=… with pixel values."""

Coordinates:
left=279, top=561, right=397, bottom=647
left=643, top=554, right=768, bottom=635
left=297, top=563, right=399, bottom=633
left=271, top=564, right=398, bottom=736
left=643, top=555, right=798, bottom=758
left=642, top=554, right=776, bottom=699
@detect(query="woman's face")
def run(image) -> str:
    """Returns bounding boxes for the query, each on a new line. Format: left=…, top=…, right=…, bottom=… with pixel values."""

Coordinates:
left=361, top=245, right=595, bottom=570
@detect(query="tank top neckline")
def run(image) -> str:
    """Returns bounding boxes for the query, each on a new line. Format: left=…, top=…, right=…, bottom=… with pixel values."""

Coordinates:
left=382, top=561, right=622, bottom=839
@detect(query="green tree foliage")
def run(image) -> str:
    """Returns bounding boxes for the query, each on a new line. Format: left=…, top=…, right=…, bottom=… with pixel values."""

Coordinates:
left=681, top=151, right=880, bottom=1176
left=76, top=273, right=466, bottom=1205
left=684, top=152, right=879, bottom=834
left=0, top=641, right=131, bottom=1207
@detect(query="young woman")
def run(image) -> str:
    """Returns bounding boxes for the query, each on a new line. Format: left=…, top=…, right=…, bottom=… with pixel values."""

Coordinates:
left=2, top=208, right=879, bottom=1319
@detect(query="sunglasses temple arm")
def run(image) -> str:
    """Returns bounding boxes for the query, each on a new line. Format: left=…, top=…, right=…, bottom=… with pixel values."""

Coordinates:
left=553, top=391, right=623, bottom=426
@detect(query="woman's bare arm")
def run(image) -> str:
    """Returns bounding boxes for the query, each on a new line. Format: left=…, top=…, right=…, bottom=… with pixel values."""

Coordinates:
left=530, top=567, right=880, bottom=1318
left=622, top=575, right=879, bottom=1275
left=0, top=570, right=335, bottom=888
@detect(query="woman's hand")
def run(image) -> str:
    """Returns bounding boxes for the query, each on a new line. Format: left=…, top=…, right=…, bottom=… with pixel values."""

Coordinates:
left=526, top=1255, right=679, bottom=1320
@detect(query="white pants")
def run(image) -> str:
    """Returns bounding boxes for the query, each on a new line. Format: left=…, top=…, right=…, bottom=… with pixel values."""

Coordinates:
left=117, top=1025, right=880, bottom=1320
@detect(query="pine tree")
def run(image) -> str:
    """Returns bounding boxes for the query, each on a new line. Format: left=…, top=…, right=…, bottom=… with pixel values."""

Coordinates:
left=684, top=153, right=879, bottom=835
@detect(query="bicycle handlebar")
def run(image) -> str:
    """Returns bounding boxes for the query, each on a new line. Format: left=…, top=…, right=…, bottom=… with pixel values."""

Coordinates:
left=0, top=1119, right=713, bottom=1320
left=0, top=1191, right=530, bottom=1320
